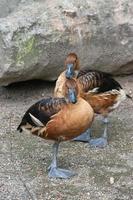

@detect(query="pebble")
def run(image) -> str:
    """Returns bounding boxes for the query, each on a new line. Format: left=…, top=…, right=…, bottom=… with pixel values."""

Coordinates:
left=110, top=177, right=114, bottom=184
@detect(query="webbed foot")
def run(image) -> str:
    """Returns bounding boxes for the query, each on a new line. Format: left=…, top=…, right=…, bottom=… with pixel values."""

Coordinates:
left=89, top=137, right=108, bottom=148
left=48, top=167, right=76, bottom=179
left=72, top=129, right=91, bottom=142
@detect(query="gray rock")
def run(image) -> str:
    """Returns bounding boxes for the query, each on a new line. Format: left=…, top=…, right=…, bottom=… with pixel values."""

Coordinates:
left=0, top=0, right=21, bottom=18
left=0, top=0, right=133, bottom=86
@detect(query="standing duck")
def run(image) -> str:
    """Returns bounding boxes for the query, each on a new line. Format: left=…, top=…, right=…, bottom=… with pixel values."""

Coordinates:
left=54, top=53, right=132, bottom=148
left=17, top=78, right=94, bottom=178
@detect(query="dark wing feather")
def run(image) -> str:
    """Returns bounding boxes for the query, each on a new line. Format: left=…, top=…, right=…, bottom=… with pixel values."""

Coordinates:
left=78, top=69, right=112, bottom=78
left=78, top=69, right=122, bottom=93
left=17, top=97, right=67, bottom=132
left=96, top=77, right=122, bottom=93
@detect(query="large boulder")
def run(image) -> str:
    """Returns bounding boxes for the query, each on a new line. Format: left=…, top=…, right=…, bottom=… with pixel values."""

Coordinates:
left=0, top=0, right=133, bottom=86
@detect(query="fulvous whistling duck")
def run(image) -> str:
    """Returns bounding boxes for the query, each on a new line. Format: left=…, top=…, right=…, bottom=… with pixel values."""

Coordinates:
left=17, top=78, right=94, bottom=178
left=54, top=53, right=132, bottom=148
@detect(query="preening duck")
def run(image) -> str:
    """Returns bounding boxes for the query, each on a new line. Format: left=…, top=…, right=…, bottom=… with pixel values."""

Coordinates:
left=54, top=53, right=132, bottom=148
left=17, top=78, right=94, bottom=178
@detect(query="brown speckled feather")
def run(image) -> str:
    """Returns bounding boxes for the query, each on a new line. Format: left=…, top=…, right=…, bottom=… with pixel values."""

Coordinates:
left=78, top=72, right=100, bottom=92
left=77, top=69, right=123, bottom=94
left=17, top=97, right=68, bottom=132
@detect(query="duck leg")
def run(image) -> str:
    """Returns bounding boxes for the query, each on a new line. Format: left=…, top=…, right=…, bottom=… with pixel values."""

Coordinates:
left=72, top=128, right=91, bottom=142
left=48, top=141, right=76, bottom=179
left=89, top=117, right=108, bottom=148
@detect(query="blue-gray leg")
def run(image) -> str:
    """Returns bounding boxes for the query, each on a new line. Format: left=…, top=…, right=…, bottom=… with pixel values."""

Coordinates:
left=48, top=141, right=76, bottom=179
left=89, top=117, right=108, bottom=148
left=72, top=128, right=91, bottom=142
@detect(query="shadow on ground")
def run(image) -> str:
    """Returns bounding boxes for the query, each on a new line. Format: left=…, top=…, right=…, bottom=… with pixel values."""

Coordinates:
left=0, top=76, right=133, bottom=200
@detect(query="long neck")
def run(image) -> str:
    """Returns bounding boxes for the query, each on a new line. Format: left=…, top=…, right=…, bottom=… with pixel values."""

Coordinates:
left=54, top=71, right=67, bottom=98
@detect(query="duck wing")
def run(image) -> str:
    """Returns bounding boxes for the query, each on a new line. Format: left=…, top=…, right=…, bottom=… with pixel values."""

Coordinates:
left=17, top=97, right=67, bottom=132
left=77, top=69, right=122, bottom=94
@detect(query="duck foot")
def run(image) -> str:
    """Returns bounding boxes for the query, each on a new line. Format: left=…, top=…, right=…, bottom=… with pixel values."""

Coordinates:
left=89, top=137, right=108, bottom=148
left=48, top=167, right=76, bottom=179
left=72, top=129, right=91, bottom=142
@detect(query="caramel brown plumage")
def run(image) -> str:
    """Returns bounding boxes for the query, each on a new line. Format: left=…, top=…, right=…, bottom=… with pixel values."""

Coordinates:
left=76, top=69, right=126, bottom=115
left=54, top=53, right=131, bottom=147
left=17, top=78, right=94, bottom=178
left=82, top=91, right=119, bottom=115
left=54, top=54, right=127, bottom=117
left=17, top=78, right=94, bottom=142
left=64, top=52, right=80, bottom=71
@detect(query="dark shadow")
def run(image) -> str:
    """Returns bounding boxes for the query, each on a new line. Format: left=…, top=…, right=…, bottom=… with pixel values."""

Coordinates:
left=3, top=79, right=55, bottom=90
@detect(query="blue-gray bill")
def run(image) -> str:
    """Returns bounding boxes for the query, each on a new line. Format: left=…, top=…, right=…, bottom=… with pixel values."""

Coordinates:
left=65, top=63, right=75, bottom=79
left=68, top=88, right=77, bottom=104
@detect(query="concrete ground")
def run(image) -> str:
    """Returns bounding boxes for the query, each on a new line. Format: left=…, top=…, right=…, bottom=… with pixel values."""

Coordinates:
left=0, top=75, right=133, bottom=200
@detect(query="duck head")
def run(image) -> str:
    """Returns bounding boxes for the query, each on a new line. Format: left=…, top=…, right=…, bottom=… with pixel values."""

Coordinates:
left=65, top=53, right=79, bottom=79
left=68, top=88, right=77, bottom=104
left=63, top=78, right=79, bottom=104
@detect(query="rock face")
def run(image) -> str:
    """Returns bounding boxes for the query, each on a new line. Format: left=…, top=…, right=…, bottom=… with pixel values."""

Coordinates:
left=0, top=0, right=133, bottom=86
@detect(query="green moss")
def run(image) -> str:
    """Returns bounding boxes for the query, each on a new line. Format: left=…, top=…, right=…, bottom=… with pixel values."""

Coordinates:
left=16, top=36, right=36, bottom=65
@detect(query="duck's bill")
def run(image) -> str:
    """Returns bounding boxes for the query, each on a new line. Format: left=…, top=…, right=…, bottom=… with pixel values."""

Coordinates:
left=65, top=63, right=75, bottom=79
left=68, top=88, right=77, bottom=104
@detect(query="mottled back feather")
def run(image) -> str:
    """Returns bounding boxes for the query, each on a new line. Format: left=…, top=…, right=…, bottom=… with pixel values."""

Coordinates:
left=77, top=69, right=122, bottom=93
left=17, top=97, right=67, bottom=131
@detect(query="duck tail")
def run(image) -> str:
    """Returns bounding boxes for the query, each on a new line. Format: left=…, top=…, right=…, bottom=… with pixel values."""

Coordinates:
left=17, top=124, right=23, bottom=132
left=17, top=119, right=27, bottom=133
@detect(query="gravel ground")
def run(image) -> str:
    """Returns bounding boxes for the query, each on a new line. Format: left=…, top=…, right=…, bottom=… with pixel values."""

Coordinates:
left=0, top=75, right=133, bottom=200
